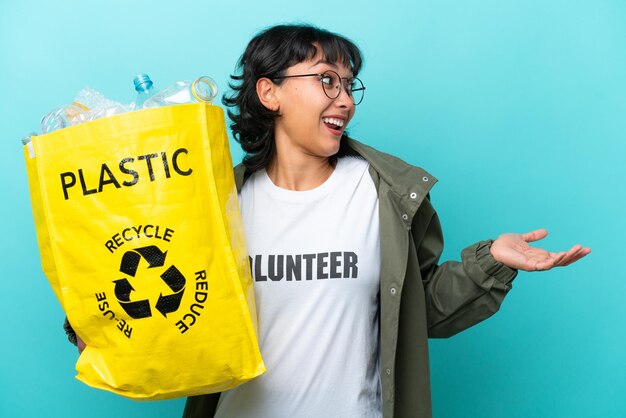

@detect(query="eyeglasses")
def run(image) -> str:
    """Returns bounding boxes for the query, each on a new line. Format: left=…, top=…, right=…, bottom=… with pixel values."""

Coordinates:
left=272, top=70, right=365, bottom=105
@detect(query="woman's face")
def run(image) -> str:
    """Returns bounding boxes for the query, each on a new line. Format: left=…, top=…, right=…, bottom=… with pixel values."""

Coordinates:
left=271, top=55, right=356, bottom=161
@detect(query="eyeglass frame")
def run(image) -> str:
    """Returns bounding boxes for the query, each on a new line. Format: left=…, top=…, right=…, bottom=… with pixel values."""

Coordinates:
left=271, top=70, right=366, bottom=105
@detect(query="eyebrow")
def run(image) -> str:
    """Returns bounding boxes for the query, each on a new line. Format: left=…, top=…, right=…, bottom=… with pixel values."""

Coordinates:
left=308, top=60, right=354, bottom=78
left=309, top=59, right=337, bottom=69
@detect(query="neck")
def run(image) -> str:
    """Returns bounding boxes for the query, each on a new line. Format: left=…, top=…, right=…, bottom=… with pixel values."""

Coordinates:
left=266, top=152, right=335, bottom=191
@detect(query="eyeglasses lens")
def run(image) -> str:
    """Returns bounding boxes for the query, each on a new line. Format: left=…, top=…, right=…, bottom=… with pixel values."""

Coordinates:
left=320, top=71, right=364, bottom=105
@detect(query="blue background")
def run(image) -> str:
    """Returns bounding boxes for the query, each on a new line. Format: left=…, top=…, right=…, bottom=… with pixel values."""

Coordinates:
left=1, top=1, right=624, bottom=417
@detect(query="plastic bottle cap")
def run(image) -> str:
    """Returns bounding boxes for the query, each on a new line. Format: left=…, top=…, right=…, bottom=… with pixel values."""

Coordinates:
left=191, top=76, right=218, bottom=103
left=134, top=74, right=153, bottom=92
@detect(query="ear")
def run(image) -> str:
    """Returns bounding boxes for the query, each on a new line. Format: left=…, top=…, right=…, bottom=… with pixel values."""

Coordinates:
left=256, top=77, right=280, bottom=112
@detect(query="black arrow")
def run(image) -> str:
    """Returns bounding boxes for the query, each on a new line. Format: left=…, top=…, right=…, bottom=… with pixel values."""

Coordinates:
left=155, top=266, right=186, bottom=317
left=160, top=265, right=186, bottom=292
left=113, top=278, right=134, bottom=302
left=135, top=246, right=167, bottom=268
left=119, top=246, right=167, bottom=277
left=120, top=251, right=141, bottom=277
left=119, top=299, right=152, bottom=319
left=155, top=291, right=184, bottom=317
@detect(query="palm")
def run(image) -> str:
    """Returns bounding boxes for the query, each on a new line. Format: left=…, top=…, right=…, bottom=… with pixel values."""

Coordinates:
left=490, top=229, right=591, bottom=272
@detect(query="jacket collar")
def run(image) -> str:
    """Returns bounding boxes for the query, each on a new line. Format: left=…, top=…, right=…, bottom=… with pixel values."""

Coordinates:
left=233, top=137, right=437, bottom=206
left=344, top=137, right=437, bottom=200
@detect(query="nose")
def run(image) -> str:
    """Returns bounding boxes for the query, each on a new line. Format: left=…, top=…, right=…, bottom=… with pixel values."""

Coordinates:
left=334, top=84, right=353, bottom=108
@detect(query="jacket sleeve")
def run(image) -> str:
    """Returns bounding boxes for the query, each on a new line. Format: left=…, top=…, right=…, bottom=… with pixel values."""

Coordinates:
left=63, top=317, right=78, bottom=346
left=182, top=393, right=221, bottom=418
left=412, top=197, right=518, bottom=338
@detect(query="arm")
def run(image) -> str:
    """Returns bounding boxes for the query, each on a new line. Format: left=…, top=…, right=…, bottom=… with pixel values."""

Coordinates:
left=412, top=197, right=517, bottom=338
left=182, top=393, right=221, bottom=418
left=63, top=318, right=85, bottom=354
left=414, top=198, right=590, bottom=338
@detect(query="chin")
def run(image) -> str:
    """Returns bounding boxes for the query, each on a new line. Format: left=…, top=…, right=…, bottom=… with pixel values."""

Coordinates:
left=320, top=142, right=342, bottom=158
left=306, top=133, right=344, bottom=158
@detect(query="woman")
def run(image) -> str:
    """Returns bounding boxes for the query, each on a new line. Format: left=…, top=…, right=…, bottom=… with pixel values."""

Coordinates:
left=180, top=23, right=590, bottom=418
left=69, top=23, right=590, bottom=418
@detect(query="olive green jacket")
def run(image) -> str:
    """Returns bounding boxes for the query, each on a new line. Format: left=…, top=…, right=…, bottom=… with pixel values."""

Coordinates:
left=182, top=138, right=517, bottom=418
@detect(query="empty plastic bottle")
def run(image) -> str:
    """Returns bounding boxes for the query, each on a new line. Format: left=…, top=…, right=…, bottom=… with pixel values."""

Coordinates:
left=40, top=103, right=90, bottom=134
left=21, top=132, right=37, bottom=145
left=37, top=73, right=218, bottom=135
left=143, top=76, right=218, bottom=108
left=134, top=73, right=156, bottom=108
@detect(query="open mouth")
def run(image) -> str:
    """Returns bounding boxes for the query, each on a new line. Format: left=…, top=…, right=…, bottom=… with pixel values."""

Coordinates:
left=322, top=117, right=345, bottom=132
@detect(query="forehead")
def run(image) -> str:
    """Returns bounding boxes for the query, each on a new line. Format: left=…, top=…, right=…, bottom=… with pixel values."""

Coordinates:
left=288, top=53, right=354, bottom=77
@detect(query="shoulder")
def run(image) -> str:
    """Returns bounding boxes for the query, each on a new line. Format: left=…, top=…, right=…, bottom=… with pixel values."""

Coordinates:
left=343, top=137, right=437, bottom=200
left=233, top=163, right=246, bottom=192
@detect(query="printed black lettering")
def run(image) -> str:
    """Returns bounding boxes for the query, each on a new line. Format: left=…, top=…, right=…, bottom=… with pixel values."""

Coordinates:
left=95, top=292, right=106, bottom=302
left=172, top=148, right=192, bottom=176
left=190, top=303, right=204, bottom=316
left=105, top=240, right=116, bottom=253
left=317, top=252, right=329, bottom=279
left=176, top=320, right=189, bottom=333
left=116, top=318, right=133, bottom=338
left=60, top=172, right=76, bottom=200
left=104, top=224, right=175, bottom=253
left=117, top=318, right=126, bottom=332
left=112, top=233, right=123, bottom=247
left=344, top=252, right=358, bottom=278
left=138, top=153, right=159, bottom=181
left=120, top=158, right=139, bottom=186
left=254, top=255, right=267, bottom=281
left=98, top=163, right=121, bottom=192
left=249, top=252, right=359, bottom=282
left=268, top=255, right=284, bottom=281
left=78, top=168, right=97, bottom=196
left=60, top=151, right=195, bottom=201
left=286, top=255, right=301, bottom=281
left=161, top=152, right=171, bottom=178
left=195, top=292, right=208, bottom=304
left=176, top=272, right=208, bottom=334
left=122, top=228, right=133, bottom=241
left=183, top=313, right=196, bottom=327
left=98, top=301, right=109, bottom=311
left=330, top=252, right=342, bottom=278
left=303, top=254, right=315, bottom=280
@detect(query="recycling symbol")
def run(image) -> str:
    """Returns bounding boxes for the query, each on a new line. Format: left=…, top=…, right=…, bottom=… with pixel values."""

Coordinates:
left=113, top=245, right=186, bottom=319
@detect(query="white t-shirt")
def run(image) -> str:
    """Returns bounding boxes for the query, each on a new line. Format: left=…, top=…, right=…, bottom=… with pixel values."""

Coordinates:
left=215, top=156, right=381, bottom=418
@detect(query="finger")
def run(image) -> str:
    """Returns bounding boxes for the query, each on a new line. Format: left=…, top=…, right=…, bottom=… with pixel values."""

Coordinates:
left=535, top=249, right=573, bottom=270
left=558, top=245, right=591, bottom=266
left=521, top=228, right=548, bottom=243
left=562, top=247, right=592, bottom=266
left=534, top=259, right=555, bottom=271
left=550, top=251, right=568, bottom=266
left=557, top=245, right=585, bottom=266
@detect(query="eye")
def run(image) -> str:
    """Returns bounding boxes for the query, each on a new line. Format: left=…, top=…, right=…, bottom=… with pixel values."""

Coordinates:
left=346, top=80, right=358, bottom=95
left=320, top=75, right=334, bottom=86
left=350, top=78, right=365, bottom=93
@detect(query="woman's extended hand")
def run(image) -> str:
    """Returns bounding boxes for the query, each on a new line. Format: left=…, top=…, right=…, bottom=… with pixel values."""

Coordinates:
left=490, top=228, right=591, bottom=272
